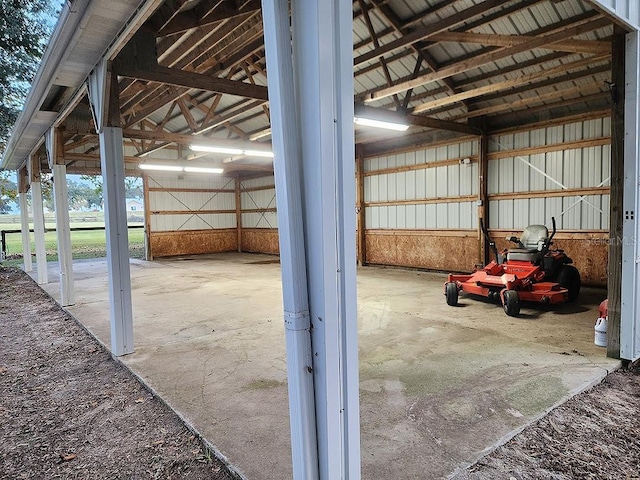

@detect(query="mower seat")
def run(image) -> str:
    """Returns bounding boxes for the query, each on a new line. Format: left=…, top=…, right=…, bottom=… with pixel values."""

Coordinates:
left=507, top=224, right=549, bottom=263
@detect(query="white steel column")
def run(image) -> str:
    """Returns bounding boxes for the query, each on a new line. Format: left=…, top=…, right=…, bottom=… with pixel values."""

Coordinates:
left=30, top=179, right=48, bottom=284
left=89, top=60, right=134, bottom=356
left=285, top=0, right=362, bottom=478
left=47, top=128, right=75, bottom=306
left=621, top=30, right=640, bottom=360
left=19, top=192, right=32, bottom=272
left=100, top=126, right=134, bottom=356
left=51, top=162, right=75, bottom=306
left=262, top=0, right=319, bottom=478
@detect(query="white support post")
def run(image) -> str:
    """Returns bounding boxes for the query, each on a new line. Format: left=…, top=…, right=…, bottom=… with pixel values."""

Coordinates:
left=295, top=0, right=362, bottom=478
left=51, top=162, right=75, bottom=306
left=19, top=192, right=32, bottom=272
left=31, top=180, right=48, bottom=284
left=621, top=30, right=640, bottom=360
left=89, top=60, right=134, bottom=356
left=100, top=126, right=134, bottom=356
left=262, top=1, right=319, bottom=478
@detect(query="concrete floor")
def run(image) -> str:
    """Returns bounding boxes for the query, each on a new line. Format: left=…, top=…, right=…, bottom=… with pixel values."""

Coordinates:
left=35, top=253, right=619, bottom=479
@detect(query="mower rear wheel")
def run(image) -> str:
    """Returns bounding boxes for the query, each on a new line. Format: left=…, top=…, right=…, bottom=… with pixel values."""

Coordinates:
left=557, top=265, right=581, bottom=302
left=445, top=282, right=459, bottom=306
left=503, top=290, right=520, bottom=317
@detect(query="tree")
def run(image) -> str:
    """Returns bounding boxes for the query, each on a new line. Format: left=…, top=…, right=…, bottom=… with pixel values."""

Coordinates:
left=80, top=175, right=143, bottom=203
left=0, top=0, right=62, bottom=156
left=0, top=173, right=16, bottom=213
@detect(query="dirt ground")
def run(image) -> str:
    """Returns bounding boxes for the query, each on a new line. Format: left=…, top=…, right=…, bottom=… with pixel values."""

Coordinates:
left=1, top=266, right=639, bottom=479
left=455, top=367, right=640, bottom=479
left=0, top=267, right=238, bottom=480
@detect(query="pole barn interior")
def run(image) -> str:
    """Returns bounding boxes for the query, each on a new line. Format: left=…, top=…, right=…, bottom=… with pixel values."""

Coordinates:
left=2, top=0, right=640, bottom=478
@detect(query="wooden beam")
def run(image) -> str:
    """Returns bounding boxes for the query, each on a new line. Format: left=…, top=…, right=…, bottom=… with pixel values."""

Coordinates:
left=17, top=167, right=29, bottom=193
left=454, top=83, right=606, bottom=121
left=147, top=0, right=191, bottom=33
left=142, top=172, right=152, bottom=260
left=123, top=121, right=271, bottom=149
left=354, top=0, right=506, bottom=66
left=411, top=54, right=609, bottom=114
left=356, top=146, right=366, bottom=266
left=235, top=176, right=242, bottom=252
left=608, top=27, right=625, bottom=359
left=147, top=187, right=235, bottom=193
left=488, top=186, right=610, bottom=200
left=430, top=31, right=611, bottom=55
left=176, top=97, right=199, bottom=132
left=150, top=209, right=237, bottom=215
left=114, top=65, right=269, bottom=101
left=363, top=156, right=478, bottom=177
left=478, top=123, right=489, bottom=266
left=365, top=17, right=610, bottom=102
left=158, top=0, right=262, bottom=36
left=365, top=194, right=478, bottom=207
left=488, top=137, right=610, bottom=160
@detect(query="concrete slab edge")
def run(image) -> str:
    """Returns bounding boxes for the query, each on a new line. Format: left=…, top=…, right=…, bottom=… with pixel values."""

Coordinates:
left=30, top=276, right=249, bottom=480
left=447, top=359, right=623, bottom=479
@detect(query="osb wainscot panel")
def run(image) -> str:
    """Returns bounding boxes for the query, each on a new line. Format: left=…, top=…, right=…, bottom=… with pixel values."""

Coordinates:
left=242, top=229, right=280, bottom=254
left=151, top=229, right=237, bottom=257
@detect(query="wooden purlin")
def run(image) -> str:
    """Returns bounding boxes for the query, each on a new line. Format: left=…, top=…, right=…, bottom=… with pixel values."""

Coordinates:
left=366, top=15, right=610, bottom=102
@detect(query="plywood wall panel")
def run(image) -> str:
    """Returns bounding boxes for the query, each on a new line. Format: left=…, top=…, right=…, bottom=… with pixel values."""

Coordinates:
left=365, top=231, right=479, bottom=273
left=241, top=228, right=280, bottom=254
left=150, top=229, right=237, bottom=257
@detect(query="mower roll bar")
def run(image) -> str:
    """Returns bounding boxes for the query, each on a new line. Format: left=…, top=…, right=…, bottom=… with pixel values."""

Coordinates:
left=479, top=219, right=499, bottom=263
left=542, top=217, right=557, bottom=255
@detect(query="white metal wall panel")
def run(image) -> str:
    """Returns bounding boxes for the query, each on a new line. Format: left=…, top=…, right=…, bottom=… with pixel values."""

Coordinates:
left=149, top=192, right=235, bottom=211
left=488, top=118, right=610, bottom=230
left=366, top=202, right=477, bottom=230
left=146, top=174, right=237, bottom=231
left=241, top=175, right=275, bottom=189
left=364, top=139, right=479, bottom=230
left=590, top=0, right=640, bottom=31
left=241, top=212, right=278, bottom=229
left=240, top=177, right=277, bottom=229
left=147, top=174, right=235, bottom=190
left=150, top=213, right=236, bottom=231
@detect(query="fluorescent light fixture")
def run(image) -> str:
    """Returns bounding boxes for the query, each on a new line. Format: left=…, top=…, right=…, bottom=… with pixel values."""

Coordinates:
left=353, top=116, right=410, bottom=131
left=189, top=144, right=243, bottom=155
left=190, top=143, right=274, bottom=159
left=139, top=164, right=224, bottom=174
left=139, top=164, right=183, bottom=172
left=244, top=149, right=274, bottom=158
left=184, top=166, right=224, bottom=174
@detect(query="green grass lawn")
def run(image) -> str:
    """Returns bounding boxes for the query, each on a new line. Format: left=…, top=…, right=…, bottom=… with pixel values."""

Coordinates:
left=0, top=213, right=145, bottom=267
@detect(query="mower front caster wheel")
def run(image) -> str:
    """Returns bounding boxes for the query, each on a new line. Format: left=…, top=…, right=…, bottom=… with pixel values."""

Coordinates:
left=445, top=282, right=459, bottom=306
left=503, top=290, right=521, bottom=317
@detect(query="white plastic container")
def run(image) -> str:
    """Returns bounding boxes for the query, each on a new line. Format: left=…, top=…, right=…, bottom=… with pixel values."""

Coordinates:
left=594, top=317, right=607, bottom=347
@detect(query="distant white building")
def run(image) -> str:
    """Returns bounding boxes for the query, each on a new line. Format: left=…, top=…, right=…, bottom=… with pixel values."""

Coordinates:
left=125, top=198, right=143, bottom=212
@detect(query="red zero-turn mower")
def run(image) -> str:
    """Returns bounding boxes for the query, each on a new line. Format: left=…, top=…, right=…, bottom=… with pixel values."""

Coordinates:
left=444, top=218, right=580, bottom=316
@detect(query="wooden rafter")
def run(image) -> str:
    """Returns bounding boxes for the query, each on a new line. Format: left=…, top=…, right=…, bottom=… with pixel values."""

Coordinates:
left=176, top=97, right=199, bottom=132
left=366, top=0, right=466, bottom=108
left=158, top=0, right=261, bottom=36
left=354, top=0, right=506, bottom=67
left=454, top=83, right=606, bottom=120
left=429, top=31, right=611, bottom=56
left=366, top=16, right=610, bottom=103
left=411, top=54, right=609, bottom=114
left=357, top=0, right=402, bottom=109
